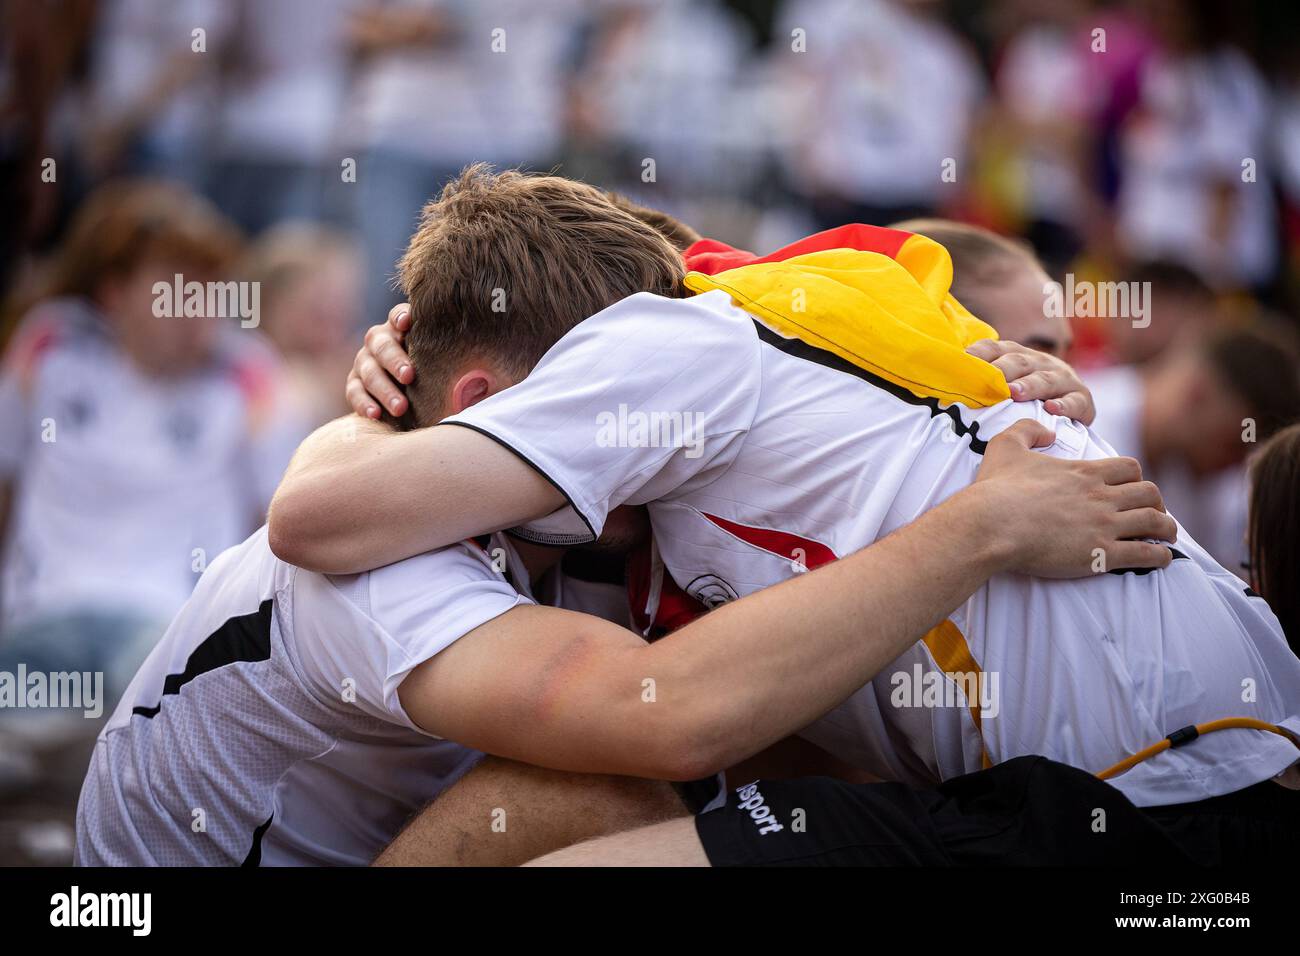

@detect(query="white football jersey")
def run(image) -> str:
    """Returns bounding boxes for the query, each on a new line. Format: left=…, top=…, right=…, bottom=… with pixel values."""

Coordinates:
left=446, top=289, right=1300, bottom=806
left=75, top=527, right=534, bottom=866
left=0, top=299, right=306, bottom=629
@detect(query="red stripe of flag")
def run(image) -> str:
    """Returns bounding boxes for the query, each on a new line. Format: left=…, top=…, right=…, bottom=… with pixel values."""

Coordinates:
left=683, top=223, right=913, bottom=276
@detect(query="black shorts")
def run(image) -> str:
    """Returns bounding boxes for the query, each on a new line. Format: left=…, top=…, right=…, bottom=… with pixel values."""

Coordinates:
left=695, top=755, right=1300, bottom=866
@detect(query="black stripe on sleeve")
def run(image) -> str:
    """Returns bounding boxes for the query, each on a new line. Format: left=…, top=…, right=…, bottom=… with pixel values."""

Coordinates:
left=440, top=420, right=599, bottom=543
left=132, top=599, right=274, bottom=719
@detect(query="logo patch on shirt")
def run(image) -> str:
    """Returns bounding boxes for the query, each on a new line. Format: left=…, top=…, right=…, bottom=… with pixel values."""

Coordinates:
left=685, top=574, right=738, bottom=608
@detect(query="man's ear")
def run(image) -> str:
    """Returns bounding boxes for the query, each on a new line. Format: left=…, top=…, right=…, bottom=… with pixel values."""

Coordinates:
left=448, top=369, right=501, bottom=415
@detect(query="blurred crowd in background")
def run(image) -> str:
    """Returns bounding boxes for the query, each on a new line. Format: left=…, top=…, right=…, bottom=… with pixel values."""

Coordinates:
left=2, top=0, right=1300, bottom=862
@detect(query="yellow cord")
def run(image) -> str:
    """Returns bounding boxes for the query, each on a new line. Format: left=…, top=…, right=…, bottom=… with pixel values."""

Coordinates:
left=1096, top=717, right=1300, bottom=781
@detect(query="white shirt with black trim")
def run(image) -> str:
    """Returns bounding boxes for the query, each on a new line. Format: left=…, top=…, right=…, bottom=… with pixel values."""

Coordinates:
left=445, top=289, right=1300, bottom=806
left=76, top=528, right=532, bottom=866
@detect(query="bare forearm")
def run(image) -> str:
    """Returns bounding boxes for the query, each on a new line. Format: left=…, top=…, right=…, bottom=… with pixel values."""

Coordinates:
left=636, top=483, right=1010, bottom=775
left=269, top=418, right=560, bottom=573
left=269, top=416, right=403, bottom=571
left=373, top=756, right=685, bottom=866
left=488, top=484, right=1009, bottom=780
left=405, top=421, right=1171, bottom=781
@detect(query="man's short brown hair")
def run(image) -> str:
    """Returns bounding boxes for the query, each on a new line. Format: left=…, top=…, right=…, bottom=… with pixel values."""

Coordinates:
left=397, top=165, right=686, bottom=425
left=891, top=218, right=1045, bottom=316
left=605, top=192, right=702, bottom=252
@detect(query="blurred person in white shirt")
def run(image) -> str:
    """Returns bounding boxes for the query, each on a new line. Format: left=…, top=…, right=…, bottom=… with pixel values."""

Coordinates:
left=77, top=0, right=231, bottom=185
left=0, top=181, right=307, bottom=716
left=770, top=0, right=984, bottom=228
left=342, top=0, right=579, bottom=326
left=1116, top=0, right=1276, bottom=290
left=988, top=0, right=1103, bottom=273
left=1087, top=321, right=1300, bottom=575
left=207, top=0, right=356, bottom=233
left=564, top=0, right=758, bottom=197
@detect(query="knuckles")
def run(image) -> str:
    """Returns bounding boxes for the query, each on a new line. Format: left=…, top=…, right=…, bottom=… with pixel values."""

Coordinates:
left=999, top=354, right=1031, bottom=375
left=363, top=324, right=392, bottom=349
left=1116, top=457, right=1142, bottom=482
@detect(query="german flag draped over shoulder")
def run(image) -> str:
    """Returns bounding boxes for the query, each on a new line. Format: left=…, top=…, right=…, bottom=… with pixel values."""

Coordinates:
left=682, top=224, right=1011, bottom=407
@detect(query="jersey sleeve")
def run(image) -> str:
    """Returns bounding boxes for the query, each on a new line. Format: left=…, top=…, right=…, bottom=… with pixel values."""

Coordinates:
left=443, top=291, right=763, bottom=542
left=292, top=541, right=530, bottom=733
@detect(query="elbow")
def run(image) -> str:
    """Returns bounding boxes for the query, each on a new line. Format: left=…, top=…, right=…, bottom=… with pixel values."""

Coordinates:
left=530, top=639, right=735, bottom=782
left=650, top=742, right=729, bottom=784
left=266, top=496, right=307, bottom=567
left=619, top=670, right=743, bottom=781
left=266, top=486, right=338, bottom=572
left=635, top=708, right=735, bottom=782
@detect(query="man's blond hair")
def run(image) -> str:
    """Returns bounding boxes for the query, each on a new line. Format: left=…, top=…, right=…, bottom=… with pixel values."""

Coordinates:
left=398, top=165, right=686, bottom=424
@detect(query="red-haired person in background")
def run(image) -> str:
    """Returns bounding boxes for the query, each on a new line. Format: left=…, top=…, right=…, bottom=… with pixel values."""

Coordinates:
left=0, top=181, right=307, bottom=742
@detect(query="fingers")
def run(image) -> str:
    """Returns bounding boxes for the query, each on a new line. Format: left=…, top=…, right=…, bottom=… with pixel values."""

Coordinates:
left=364, top=323, right=415, bottom=385
left=975, top=342, right=1098, bottom=426
left=990, top=418, right=1056, bottom=452
left=376, top=332, right=414, bottom=384
left=355, top=347, right=408, bottom=417
left=991, top=353, right=1068, bottom=401
left=345, top=371, right=381, bottom=419
left=387, top=303, right=412, bottom=334
left=1034, top=369, right=1096, bottom=426
left=1114, top=505, right=1178, bottom=543
left=965, top=339, right=1017, bottom=362
left=1043, top=393, right=1089, bottom=422
left=1102, top=541, right=1174, bottom=572
left=968, top=338, right=1048, bottom=367
left=1109, top=479, right=1165, bottom=514
left=349, top=311, right=414, bottom=418
left=1004, top=367, right=1066, bottom=402
left=1087, top=455, right=1142, bottom=486
left=1061, top=386, right=1096, bottom=427
left=989, top=352, right=1038, bottom=388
